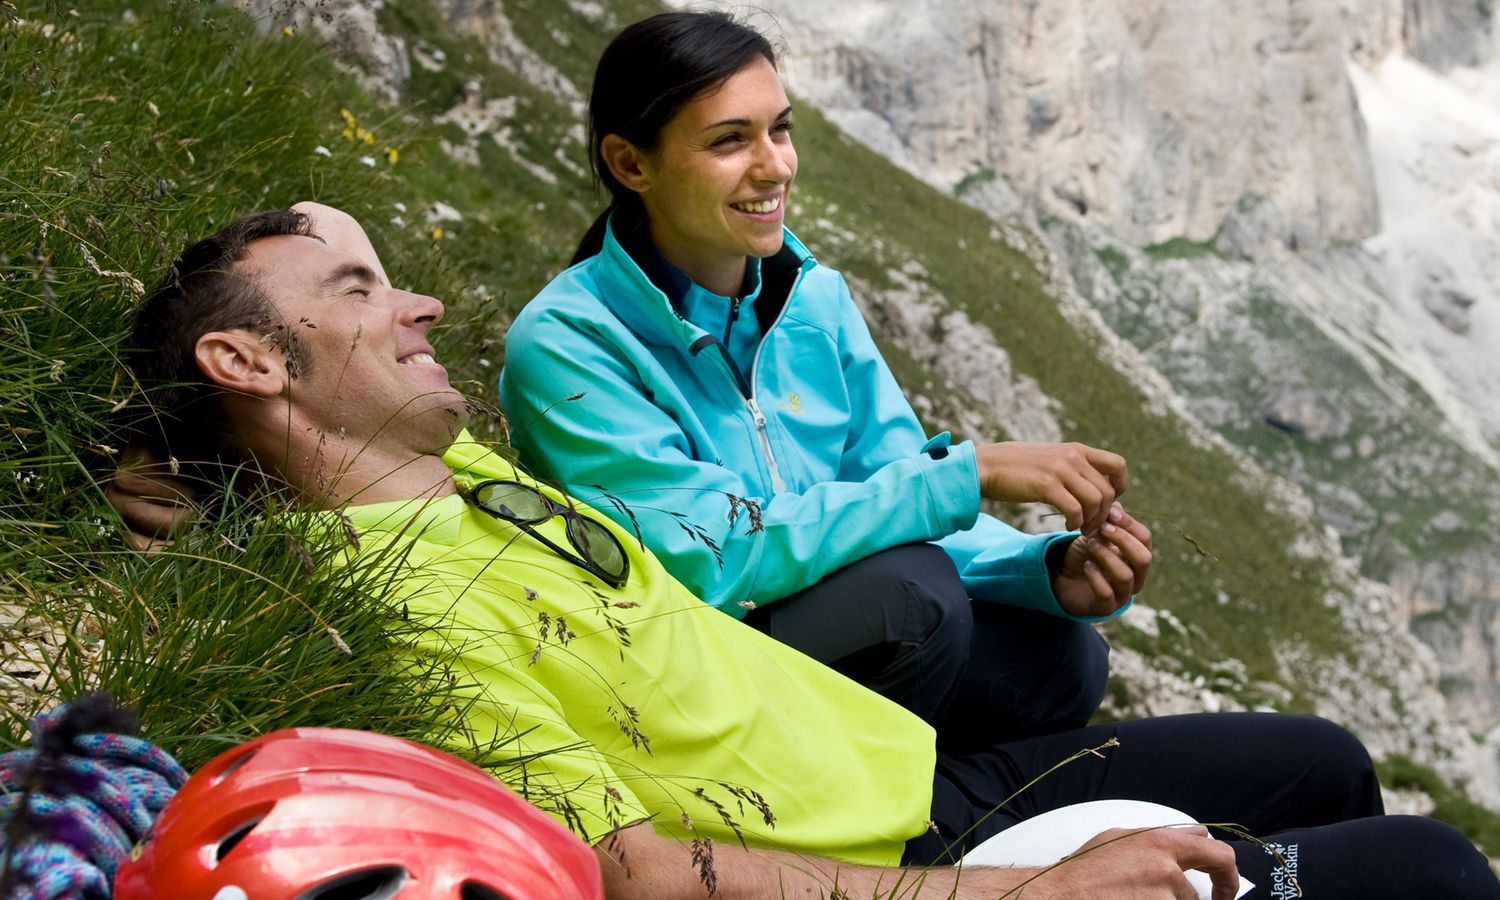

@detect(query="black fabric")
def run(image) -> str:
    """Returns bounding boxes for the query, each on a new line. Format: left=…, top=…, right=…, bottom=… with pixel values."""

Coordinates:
left=911, top=713, right=1384, bottom=864
left=753, top=244, right=801, bottom=334
left=744, top=543, right=1109, bottom=750
left=902, top=713, right=1498, bottom=899
left=1227, top=814, right=1500, bottom=899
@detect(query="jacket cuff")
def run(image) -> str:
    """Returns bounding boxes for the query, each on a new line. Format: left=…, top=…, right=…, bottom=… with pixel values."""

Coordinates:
left=914, top=437, right=981, bottom=536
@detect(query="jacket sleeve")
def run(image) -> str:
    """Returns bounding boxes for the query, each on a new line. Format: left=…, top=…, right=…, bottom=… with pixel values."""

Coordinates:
left=500, top=309, right=982, bottom=617
left=831, top=276, right=1112, bottom=621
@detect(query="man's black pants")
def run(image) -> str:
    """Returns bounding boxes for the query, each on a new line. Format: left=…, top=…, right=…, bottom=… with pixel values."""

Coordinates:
left=906, top=712, right=1499, bottom=898
left=745, top=542, right=1109, bottom=750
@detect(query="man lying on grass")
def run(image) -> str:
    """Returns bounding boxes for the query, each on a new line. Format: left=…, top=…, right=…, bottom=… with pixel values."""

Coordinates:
left=110, top=202, right=1499, bottom=900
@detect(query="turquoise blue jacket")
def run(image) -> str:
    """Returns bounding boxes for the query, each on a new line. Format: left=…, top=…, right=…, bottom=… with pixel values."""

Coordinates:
left=500, top=216, right=1098, bottom=621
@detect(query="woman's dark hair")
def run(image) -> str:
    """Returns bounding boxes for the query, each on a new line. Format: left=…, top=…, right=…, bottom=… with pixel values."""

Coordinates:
left=572, top=11, right=777, bottom=264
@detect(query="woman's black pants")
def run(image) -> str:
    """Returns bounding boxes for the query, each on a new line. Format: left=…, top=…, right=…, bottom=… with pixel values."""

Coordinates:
left=745, top=542, right=1110, bottom=751
left=904, top=713, right=1498, bottom=898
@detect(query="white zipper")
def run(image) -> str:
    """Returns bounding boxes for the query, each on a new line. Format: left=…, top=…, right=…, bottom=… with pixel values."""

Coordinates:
left=742, top=264, right=806, bottom=496
left=745, top=396, right=787, bottom=494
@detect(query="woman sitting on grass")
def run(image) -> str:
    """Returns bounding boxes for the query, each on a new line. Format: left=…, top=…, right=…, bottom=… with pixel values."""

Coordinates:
left=500, top=11, right=1145, bottom=750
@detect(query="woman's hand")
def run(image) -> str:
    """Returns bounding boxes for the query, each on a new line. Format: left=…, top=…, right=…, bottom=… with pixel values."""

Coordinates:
left=1052, top=502, right=1153, bottom=617
left=105, top=442, right=199, bottom=551
left=974, top=441, right=1128, bottom=536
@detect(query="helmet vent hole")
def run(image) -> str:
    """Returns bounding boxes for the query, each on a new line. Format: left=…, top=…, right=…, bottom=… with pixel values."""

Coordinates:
left=461, top=885, right=512, bottom=900
left=211, top=748, right=260, bottom=786
left=300, top=867, right=409, bottom=900
left=214, top=816, right=263, bottom=863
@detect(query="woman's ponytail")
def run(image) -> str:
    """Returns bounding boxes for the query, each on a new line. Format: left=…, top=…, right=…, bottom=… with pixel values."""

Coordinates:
left=571, top=205, right=615, bottom=265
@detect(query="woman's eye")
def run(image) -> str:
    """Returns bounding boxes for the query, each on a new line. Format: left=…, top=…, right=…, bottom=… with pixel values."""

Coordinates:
left=774, top=121, right=795, bottom=134
left=713, top=133, right=744, bottom=147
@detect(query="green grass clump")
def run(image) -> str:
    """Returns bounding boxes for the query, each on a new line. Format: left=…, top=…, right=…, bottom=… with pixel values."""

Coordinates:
left=1379, top=756, right=1500, bottom=857
left=1143, top=236, right=1219, bottom=260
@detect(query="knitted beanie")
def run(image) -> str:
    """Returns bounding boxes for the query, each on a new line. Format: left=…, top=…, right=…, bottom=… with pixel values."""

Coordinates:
left=0, top=694, right=187, bottom=900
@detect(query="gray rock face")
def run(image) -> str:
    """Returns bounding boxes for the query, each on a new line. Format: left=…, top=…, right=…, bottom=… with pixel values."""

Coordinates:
left=233, top=0, right=410, bottom=100
left=1338, top=0, right=1492, bottom=67
left=752, top=0, right=1381, bottom=254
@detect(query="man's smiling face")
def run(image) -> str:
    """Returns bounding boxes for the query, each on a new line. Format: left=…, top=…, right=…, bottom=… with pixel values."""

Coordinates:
left=240, top=233, right=468, bottom=455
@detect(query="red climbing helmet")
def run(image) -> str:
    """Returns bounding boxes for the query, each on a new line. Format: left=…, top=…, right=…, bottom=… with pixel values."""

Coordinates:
left=114, top=727, right=604, bottom=900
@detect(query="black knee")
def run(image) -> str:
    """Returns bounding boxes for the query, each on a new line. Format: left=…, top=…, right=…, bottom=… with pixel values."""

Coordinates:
left=896, top=548, right=973, bottom=651
left=1301, top=815, right=1500, bottom=899
left=1381, top=816, right=1499, bottom=898
left=1276, top=715, right=1383, bottom=822
left=1004, top=614, right=1110, bottom=734
left=1051, top=621, right=1110, bottom=728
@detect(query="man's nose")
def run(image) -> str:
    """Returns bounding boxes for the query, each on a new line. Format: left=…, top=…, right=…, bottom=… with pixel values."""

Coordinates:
left=396, top=289, right=445, bottom=327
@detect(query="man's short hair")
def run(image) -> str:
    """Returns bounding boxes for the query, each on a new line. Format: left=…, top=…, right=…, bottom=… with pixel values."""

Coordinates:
left=125, top=208, right=311, bottom=464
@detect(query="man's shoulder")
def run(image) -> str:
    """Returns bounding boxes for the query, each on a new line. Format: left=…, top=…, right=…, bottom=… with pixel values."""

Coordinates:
left=441, top=432, right=522, bottom=482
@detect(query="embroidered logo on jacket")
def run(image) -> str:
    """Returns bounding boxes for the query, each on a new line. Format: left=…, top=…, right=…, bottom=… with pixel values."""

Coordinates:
left=777, top=392, right=804, bottom=415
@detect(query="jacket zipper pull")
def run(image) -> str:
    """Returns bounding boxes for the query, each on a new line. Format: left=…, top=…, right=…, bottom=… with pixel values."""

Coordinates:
left=745, top=397, right=787, bottom=494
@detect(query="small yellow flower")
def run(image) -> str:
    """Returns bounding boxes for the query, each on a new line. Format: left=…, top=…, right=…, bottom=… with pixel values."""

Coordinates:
left=364, top=131, right=375, bottom=145
left=384, top=146, right=399, bottom=165
left=281, top=25, right=295, bottom=37
left=341, top=126, right=354, bottom=141
left=431, top=226, right=445, bottom=240
left=340, top=108, right=356, bottom=124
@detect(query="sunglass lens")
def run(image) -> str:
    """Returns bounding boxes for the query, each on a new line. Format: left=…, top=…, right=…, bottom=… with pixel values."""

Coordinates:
left=474, top=482, right=552, bottom=522
left=570, top=517, right=627, bottom=581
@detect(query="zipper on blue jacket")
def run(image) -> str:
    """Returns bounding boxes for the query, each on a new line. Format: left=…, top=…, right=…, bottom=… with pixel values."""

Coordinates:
left=688, top=261, right=809, bottom=497
left=745, top=395, right=786, bottom=494
left=740, top=264, right=808, bottom=496
left=688, top=333, right=786, bottom=494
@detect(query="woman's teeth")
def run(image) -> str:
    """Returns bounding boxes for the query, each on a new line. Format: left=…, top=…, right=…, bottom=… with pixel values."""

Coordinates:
left=732, top=197, right=780, bottom=214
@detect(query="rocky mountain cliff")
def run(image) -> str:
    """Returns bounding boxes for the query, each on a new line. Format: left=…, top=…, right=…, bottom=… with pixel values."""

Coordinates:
left=715, top=0, right=1500, bottom=767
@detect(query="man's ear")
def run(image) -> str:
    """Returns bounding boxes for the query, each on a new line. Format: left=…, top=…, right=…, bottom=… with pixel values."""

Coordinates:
left=599, top=134, right=652, bottom=194
left=195, top=330, right=284, bottom=398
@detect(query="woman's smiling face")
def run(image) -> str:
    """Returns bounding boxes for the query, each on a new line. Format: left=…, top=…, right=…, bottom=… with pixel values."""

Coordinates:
left=632, top=56, right=797, bottom=295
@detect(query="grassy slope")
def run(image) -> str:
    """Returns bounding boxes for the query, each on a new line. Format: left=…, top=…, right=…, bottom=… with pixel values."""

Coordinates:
left=0, top=1, right=528, bottom=769
left=5, top=0, right=1497, bottom=852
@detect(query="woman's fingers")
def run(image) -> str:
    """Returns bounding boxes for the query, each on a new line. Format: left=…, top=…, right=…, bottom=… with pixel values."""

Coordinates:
left=1084, top=540, right=1134, bottom=606
left=1098, top=505, right=1153, bottom=594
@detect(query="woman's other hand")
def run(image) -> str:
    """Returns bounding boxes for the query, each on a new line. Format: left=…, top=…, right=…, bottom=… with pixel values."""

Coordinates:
left=1051, top=502, right=1153, bottom=617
